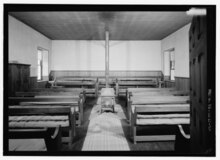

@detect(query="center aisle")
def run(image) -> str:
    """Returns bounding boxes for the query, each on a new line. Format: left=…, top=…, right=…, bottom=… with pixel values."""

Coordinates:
left=81, top=97, right=130, bottom=151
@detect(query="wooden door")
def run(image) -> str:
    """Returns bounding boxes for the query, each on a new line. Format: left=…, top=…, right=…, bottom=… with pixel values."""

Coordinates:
left=189, top=15, right=215, bottom=154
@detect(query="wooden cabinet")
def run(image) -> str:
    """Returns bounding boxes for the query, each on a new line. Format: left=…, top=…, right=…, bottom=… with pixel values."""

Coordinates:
left=8, top=63, right=30, bottom=96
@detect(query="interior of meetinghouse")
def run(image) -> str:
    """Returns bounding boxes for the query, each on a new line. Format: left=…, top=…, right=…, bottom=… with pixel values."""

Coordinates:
left=4, top=4, right=216, bottom=156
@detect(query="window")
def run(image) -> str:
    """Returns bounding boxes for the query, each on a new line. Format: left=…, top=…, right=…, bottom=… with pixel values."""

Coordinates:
left=163, top=48, right=175, bottom=81
left=37, top=48, right=48, bottom=81
left=170, top=50, right=175, bottom=80
left=37, top=50, right=43, bottom=80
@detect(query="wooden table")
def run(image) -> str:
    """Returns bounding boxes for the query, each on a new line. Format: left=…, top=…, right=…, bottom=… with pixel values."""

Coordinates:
left=100, top=88, right=115, bottom=113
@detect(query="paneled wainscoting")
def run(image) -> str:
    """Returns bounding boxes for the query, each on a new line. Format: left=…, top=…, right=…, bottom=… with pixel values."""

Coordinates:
left=29, top=77, right=48, bottom=89
left=49, top=70, right=162, bottom=79
left=163, top=77, right=189, bottom=91
left=175, top=77, right=190, bottom=91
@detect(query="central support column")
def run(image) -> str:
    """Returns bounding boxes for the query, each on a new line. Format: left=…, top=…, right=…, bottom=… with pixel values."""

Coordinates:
left=105, top=31, right=109, bottom=88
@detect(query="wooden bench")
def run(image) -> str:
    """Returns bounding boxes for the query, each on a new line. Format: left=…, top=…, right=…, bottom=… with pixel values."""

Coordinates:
left=127, top=90, right=189, bottom=106
left=98, top=77, right=116, bottom=89
left=131, top=104, right=190, bottom=144
left=126, top=88, right=188, bottom=114
left=27, top=87, right=86, bottom=97
left=128, top=95, right=189, bottom=122
left=8, top=105, right=76, bottom=149
left=8, top=95, right=84, bottom=126
left=15, top=91, right=84, bottom=97
left=119, top=86, right=173, bottom=97
left=54, top=77, right=99, bottom=97
left=127, top=88, right=190, bottom=146
left=116, top=78, right=159, bottom=96
left=127, top=87, right=175, bottom=93
left=9, top=127, right=61, bottom=151
left=129, top=90, right=189, bottom=96
left=29, top=87, right=84, bottom=92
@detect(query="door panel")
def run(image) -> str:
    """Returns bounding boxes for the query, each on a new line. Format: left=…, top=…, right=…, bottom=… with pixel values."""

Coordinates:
left=189, top=16, right=212, bottom=153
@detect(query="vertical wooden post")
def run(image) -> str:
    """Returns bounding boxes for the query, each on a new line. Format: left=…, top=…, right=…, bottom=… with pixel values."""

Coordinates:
left=105, top=31, right=109, bottom=88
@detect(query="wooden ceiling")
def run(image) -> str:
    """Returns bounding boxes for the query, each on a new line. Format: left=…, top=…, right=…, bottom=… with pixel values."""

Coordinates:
left=9, top=11, right=192, bottom=40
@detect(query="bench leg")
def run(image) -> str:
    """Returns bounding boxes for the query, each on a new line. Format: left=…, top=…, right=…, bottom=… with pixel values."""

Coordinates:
left=45, top=127, right=62, bottom=151
left=68, top=130, right=72, bottom=149
left=79, top=112, right=82, bottom=126
left=133, top=126, right=137, bottom=144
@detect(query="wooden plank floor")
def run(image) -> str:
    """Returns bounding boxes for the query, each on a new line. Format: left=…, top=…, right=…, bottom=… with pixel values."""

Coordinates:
left=71, top=97, right=174, bottom=151
left=9, top=139, right=46, bottom=151
left=81, top=98, right=130, bottom=151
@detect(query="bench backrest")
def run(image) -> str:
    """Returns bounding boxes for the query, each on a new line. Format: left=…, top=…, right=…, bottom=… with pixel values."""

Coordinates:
left=135, top=104, right=190, bottom=113
left=15, top=91, right=83, bottom=97
left=30, top=88, right=84, bottom=92
left=129, top=90, right=189, bottom=97
left=9, top=105, right=75, bottom=115
left=127, top=88, right=175, bottom=92
left=130, top=96, right=190, bottom=105
left=8, top=96, right=81, bottom=105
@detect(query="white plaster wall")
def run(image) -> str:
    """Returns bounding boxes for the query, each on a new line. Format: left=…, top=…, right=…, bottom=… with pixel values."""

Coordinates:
left=110, top=41, right=161, bottom=70
left=51, top=40, right=161, bottom=71
left=9, top=15, right=52, bottom=77
left=161, top=23, right=191, bottom=78
left=51, top=41, right=105, bottom=70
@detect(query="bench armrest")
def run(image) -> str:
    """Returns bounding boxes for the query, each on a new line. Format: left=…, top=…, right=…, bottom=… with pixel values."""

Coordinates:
left=178, top=125, right=190, bottom=139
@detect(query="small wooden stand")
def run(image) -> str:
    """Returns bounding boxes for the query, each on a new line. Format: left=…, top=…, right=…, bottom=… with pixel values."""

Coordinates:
left=100, top=88, right=115, bottom=113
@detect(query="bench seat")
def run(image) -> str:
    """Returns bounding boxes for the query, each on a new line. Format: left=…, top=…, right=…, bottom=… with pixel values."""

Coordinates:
left=9, top=115, right=69, bottom=127
left=136, top=116, right=190, bottom=125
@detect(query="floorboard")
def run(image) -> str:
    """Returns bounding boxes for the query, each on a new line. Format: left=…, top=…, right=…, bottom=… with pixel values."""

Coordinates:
left=71, top=97, right=175, bottom=151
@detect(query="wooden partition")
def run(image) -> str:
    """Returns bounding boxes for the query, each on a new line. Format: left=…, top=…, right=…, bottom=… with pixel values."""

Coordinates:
left=175, top=77, right=190, bottom=91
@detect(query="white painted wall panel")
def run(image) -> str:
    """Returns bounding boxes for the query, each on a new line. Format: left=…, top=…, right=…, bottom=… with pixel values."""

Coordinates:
left=51, top=40, right=161, bottom=71
left=161, top=23, right=191, bottom=78
left=9, top=15, right=52, bottom=77
left=51, top=41, right=105, bottom=70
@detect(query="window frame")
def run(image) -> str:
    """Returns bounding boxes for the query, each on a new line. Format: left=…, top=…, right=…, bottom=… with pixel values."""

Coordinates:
left=37, top=47, right=49, bottom=81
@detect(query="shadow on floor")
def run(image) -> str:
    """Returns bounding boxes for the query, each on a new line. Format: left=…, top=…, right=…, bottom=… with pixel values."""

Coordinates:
left=64, top=97, right=98, bottom=151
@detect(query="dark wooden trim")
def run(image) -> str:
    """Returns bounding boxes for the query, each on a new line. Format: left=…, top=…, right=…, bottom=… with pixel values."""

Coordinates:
left=50, top=70, right=162, bottom=72
left=8, top=62, right=31, bottom=66
left=175, top=76, right=190, bottom=79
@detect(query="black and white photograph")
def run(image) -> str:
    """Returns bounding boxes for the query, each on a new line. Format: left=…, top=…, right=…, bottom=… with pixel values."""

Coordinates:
left=2, top=2, right=217, bottom=157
